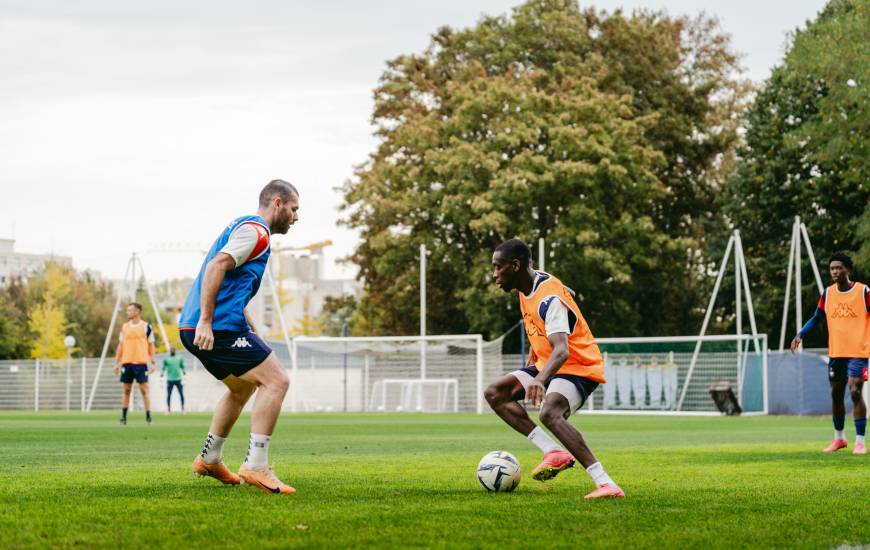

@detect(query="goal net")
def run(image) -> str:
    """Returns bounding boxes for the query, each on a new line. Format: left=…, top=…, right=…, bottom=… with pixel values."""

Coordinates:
left=284, top=335, right=506, bottom=413
left=584, top=334, right=768, bottom=415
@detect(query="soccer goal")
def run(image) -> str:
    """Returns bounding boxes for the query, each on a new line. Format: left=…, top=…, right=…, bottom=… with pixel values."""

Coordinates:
left=583, top=334, right=768, bottom=415
left=285, top=335, right=506, bottom=413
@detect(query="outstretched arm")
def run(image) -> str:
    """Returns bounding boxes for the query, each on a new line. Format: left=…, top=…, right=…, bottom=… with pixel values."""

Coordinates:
left=526, top=332, right=569, bottom=408
left=791, top=307, right=824, bottom=353
left=193, top=253, right=236, bottom=350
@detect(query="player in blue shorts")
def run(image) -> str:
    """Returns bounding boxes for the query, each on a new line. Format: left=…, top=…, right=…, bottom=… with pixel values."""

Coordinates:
left=181, top=179, right=299, bottom=494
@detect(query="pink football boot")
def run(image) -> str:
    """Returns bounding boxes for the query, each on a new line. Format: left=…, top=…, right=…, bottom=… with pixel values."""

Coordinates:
left=584, top=483, right=626, bottom=500
left=531, top=450, right=575, bottom=481
left=853, top=442, right=867, bottom=455
left=823, top=439, right=848, bottom=453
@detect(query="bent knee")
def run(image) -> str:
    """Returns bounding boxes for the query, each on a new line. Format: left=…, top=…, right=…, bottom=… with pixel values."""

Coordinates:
left=539, top=406, right=566, bottom=427
left=850, top=390, right=863, bottom=403
left=484, top=384, right=506, bottom=406
left=272, top=370, right=290, bottom=394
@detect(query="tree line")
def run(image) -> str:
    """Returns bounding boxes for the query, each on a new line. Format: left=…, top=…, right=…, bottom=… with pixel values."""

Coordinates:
left=336, top=0, right=869, bottom=347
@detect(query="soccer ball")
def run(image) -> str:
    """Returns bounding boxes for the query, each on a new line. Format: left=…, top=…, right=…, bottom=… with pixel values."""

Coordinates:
left=477, top=451, right=521, bottom=492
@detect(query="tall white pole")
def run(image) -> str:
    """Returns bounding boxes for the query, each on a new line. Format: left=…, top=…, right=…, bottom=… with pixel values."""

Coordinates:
left=475, top=334, right=484, bottom=414
left=779, top=220, right=798, bottom=350
left=795, top=217, right=803, bottom=350
left=265, top=267, right=296, bottom=412
left=735, top=231, right=742, bottom=365
left=799, top=222, right=825, bottom=293
left=420, top=244, right=426, bottom=380
left=735, top=231, right=761, bottom=352
left=538, top=238, right=545, bottom=272
left=88, top=255, right=133, bottom=411
left=677, top=234, right=734, bottom=411
left=136, top=255, right=171, bottom=353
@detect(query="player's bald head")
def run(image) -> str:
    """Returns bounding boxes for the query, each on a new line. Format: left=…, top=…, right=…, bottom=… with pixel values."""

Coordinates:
left=494, top=238, right=532, bottom=267
left=259, top=179, right=299, bottom=208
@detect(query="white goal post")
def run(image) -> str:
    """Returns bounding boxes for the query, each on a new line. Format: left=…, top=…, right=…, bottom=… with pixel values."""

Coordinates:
left=287, top=335, right=506, bottom=414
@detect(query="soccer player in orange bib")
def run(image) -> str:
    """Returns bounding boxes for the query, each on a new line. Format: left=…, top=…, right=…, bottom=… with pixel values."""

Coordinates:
left=791, top=252, right=870, bottom=454
left=113, top=302, right=156, bottom=425
left=485, top=238, right=624, bottom=499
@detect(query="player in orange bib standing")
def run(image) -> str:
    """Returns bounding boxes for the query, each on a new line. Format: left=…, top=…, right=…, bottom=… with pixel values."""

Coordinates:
left=485, top=238, right=624, bottom=499
left=113, top=302, right=156, bottom=425
left=791, top=252, right=870, bottom=454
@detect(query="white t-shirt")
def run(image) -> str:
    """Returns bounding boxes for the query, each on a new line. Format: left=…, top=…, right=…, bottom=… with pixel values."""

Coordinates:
left=523, top=272, right=570, bottom=336
left=220, top=223, right=266, bottom=267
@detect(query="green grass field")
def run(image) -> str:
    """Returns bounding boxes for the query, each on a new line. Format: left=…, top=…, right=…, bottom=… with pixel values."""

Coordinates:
left=2, top=412, right=868, bottom=549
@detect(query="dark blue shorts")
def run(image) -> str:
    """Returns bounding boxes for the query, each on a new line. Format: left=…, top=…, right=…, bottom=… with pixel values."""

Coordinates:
left=518, top=365, right=599, bottom=408
left=120, top=364, right=148, bottom=384
left=180, top=329, right=272, bottom=380
left=828, top=358, right=869, bottom=382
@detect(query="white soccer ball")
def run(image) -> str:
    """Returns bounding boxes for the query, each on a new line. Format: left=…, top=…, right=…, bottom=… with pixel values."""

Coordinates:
left=477, top=451, right=521, bottom=492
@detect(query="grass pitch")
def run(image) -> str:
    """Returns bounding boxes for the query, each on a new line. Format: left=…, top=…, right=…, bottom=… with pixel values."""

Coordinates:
left=1, top=412, right=868, bottom=549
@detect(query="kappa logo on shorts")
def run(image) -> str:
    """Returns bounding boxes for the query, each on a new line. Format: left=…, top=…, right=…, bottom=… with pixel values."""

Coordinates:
left=231, top=337, right=252, bottom=349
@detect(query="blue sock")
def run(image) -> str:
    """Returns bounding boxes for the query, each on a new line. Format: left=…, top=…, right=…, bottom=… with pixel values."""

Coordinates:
left=833, top=415, right=845, bottom=431
left=855, top=418, right=867, bottom=437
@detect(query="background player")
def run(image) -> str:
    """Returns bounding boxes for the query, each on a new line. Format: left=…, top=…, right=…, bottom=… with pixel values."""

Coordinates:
left=485, top=238, right=624, bottom=499
left=161, top=347, right=186, bottom=415
left=113, top=302, right=156, bottom=425
left=791, top=252, right=870, bottom=454
left=181, top=179, right=299, bottom=495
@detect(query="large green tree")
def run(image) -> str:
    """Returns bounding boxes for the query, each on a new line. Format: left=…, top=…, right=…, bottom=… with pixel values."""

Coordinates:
left=723, top=0, right=869, bottom=348
left=342, top=0, right=744, bottom=338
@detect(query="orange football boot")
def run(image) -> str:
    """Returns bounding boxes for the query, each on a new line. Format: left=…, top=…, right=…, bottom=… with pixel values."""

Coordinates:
left=192, top=455, right=241, bottom=485
left=531, top=450, right=575, bottom=481
left=238, top=465, right=296, bottom=495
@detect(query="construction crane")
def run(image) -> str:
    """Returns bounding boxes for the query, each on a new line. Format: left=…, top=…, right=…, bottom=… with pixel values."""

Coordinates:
left=270, top=240, right=333, bottom=254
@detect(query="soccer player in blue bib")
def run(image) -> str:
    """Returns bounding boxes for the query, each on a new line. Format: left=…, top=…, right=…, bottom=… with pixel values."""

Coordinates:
left=180, top=179, right=299, bottom=495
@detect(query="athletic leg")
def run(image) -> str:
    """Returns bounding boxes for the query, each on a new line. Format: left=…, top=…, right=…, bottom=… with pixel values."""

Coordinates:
left=178, top=382, right=185, bottom=412
left=539, top=389, right=623, bottom=499
left=484, top=374, right=536, bottom=436
left=235, top=352, right=295, bottom=494
left=848, top=376, right=866, bottom=453
left=825, top=379, right=848, bottom=452
left=139, top=382, right=152, bottom=423
left=209, top=375, right=257, bottom=438
left=539, top=394, right=596, bottom=468
left=166, top=381, right=174, bottom=412
left=120, top=383, right=132, bottom=424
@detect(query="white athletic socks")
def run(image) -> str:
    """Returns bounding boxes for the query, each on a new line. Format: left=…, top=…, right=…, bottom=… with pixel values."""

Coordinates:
left=586, top=462, right=614, bottom=487
left=857, top=435, right=866, bottom=445
left=835, top=430, right=846, bottom=440
left=200, top=433, right=226, bottom=464
left=527, top=426, right=562, bottom=454
left=244, top=433, right=271, bottom=470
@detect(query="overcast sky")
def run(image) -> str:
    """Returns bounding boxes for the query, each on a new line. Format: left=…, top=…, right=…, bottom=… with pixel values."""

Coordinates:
left=0, top=0, right=828, bottom=282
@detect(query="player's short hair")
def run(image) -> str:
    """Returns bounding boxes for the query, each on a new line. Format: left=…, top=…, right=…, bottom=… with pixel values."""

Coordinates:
left=259, top=179, right=299, bottom=208
left=128, top=302, right=143, bottom=311
left=495, top=238, right=532, bottom=267
left=829, top=251, right=853, bottom=271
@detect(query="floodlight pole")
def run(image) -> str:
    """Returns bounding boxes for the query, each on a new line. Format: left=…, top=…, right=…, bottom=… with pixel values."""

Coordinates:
left=778, top=221, right=798, bottom=351
left=538, top=238, right=545, bottom=272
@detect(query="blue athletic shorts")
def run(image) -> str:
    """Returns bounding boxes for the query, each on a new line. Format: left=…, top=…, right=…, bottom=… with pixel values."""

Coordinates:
left=828, top=358, right=869, bottom=382
left=516, top=365, right=599, bottom=409
left=180, top=329, right=272, bottom=380
left=120, top=364, right=148, bottom=384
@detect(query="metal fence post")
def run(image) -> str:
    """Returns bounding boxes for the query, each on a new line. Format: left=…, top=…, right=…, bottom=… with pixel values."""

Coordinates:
left=34, top=359, right=40, bottom=412
left=81, top=357, right=87, bottom=411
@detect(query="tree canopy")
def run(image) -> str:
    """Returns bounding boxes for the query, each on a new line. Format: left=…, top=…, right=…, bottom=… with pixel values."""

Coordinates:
left=341, top=0, right=745, bottom=339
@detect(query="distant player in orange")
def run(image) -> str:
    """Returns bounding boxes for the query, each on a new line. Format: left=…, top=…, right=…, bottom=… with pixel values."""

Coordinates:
left=791, top=252, right=870, bottom=454
left=485, top=238, right=624, bottom=499
left=113, top=302, right=156, bottom=425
